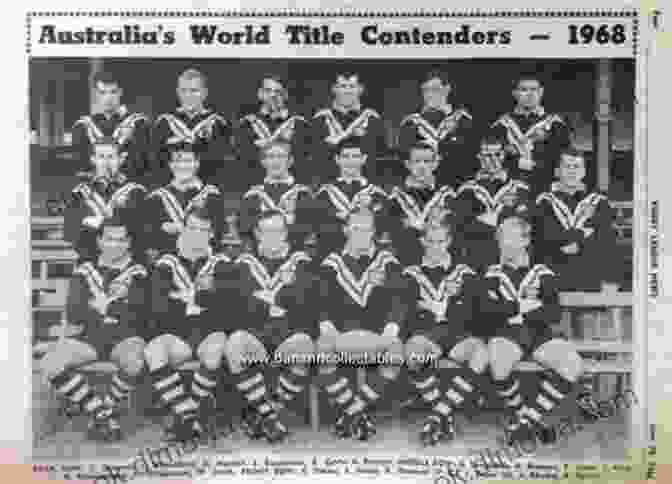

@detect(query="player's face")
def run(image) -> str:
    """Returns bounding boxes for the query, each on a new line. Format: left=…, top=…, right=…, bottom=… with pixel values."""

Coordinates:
left=258, top=78, right=286, bottom=110
left=169, top=151, right=200, bottom=181
left=332, top=76, right=363, bottom=107
left=478, top=143, right=505, bottom=172
left=345, top=213, right=376, bottom=250
left=558, top=155, right=586, bottom=186
left=255, top=214, right=288, bottom=250
left=177, top=77, right=207, bottom=111
left=422, top=226, right=452, bottom=260
left=498, top=221, right=531, bottom=253
left=406, top=148, right=439, bottom=179
left=513, top=79, right=543, bottom=109
left=92, top=144, right=123, bottom=176
left=261, top=145, right=292, bottom=178
left=421, top=78, right=450, bottom=109
left=180, top=216, right=212, bottom=254
left=95, top=82, right=122, bottom=113
left=336, top=148, right=367, bottom=173
left=98, top=226, right=130, bottom=259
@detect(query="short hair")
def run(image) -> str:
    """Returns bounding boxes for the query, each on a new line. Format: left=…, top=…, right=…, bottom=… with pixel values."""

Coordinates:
left=259, top=73, right=287, bottom=90
left=559, top=146, right=584, bottom=160
left=421, top=69, right=451, bottom=87
left=407, top=141, right=438, bottom=158
left=497, top=215, right=532, bottom=236
left=335, top=137, right=365, bottom=155
left=254, top=209, right=288, bottom=231
left=166, top=141, right=203, bottom=157
left=260, top=140, right=292, bottom=156
left=345, top=206, right=377, bottom=230
left=424, top=210, right=455, bottom=236
left=98, top=213, right=130, bottom=238
left=513, top=72, right=544, bottom=89
left=480, top=135, right=504, bottom=148
left=92, top=71, right=121, bottom=88
left=333, top=71, right=362, bottom=85
left=178, top=68, right=208, bottom=89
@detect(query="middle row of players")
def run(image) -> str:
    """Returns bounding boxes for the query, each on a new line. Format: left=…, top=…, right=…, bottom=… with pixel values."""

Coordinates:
left=66, top=135, right=619, bottom=291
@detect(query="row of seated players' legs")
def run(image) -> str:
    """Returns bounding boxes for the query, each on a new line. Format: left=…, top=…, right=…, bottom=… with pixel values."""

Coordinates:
left=39, top=336, right=145, bottom=442
left=39, top=334, right=600, bottom=447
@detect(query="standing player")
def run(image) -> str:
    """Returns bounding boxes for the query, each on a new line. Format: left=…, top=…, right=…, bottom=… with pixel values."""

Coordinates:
left=399, top=70, right=475, bottom=187
left=317, top=208, right=408, bottom=441
left=223, top=210, right=317, bottom=443
left=153, top=68, right=231, bottom=187
left=145, top=207, right=232, bottom=443
left=456, top=137, right=531, bottom=273
left=312, top=72, right=386, bottom=185
left=403, top=215, right=488, bottom=446
left=234, top=74, right=312, bottom=190
left=489, top=74, right=572, bottom=196
left=238, top=141, right=314, bottom=253
left=388, top=141, right=458, bottom=266
left=313, top=138, right=390, bottom=261
left=482, top=216, right=587, bottom=447
left=534, top=149, right=620, bottom=291
left=71, top=71, right=151, bottom=181
left=143, top=142, right=225, bottom=262
left=39, top=216, right=148, bottom=442
left=64, top=138, right=147, bottom=263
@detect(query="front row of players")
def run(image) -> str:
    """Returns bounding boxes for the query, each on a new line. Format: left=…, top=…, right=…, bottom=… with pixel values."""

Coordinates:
left=41, top=203, right=599, bottom=449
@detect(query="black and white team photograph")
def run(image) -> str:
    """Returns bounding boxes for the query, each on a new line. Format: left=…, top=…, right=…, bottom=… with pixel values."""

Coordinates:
left=29, top=56, right=637, bottom=467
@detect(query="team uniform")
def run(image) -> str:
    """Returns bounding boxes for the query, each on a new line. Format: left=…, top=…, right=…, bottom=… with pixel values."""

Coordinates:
left=143, top=181, right=225, bottom=258
left=224, top=248, right=318, bottom=441
left=481, top=261, right=581, bottom=438
left=147, top=251, right=232, bottom=433
left=535, top=183, right=620, bottom=291
left=312, top=106, right=386, bottom=184
left=313, top=177, right=390, bottom=261
left=489, top=107, right=571, bottom=195
left=71, top=106, right=151, bottom=180
left=43, top=257, right=148, bottom=437
left=456, top=172, right=531, bottom=273
left=153, top=107, right=231, bottom=187
left=317, top=247, right=408, bottom=436
left=64, top=174, right=146, bottom=262
left=234, top=109, right=312, bottom=190
left=402, top=257, right=487, bottom=444
left=399, top=106, right=475, bottom=187
left=238, top=177, right=314, bottom=251
left=388, top=181, right=458, bottom=265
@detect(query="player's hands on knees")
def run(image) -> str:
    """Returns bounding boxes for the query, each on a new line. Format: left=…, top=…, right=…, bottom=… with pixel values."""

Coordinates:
left=161, top=221, right=183, bottom=234
left=560, top=242, right=580, bottom=254
left=88, top=295, right=109, bottom=315
left=519, top=298, right=542, bottom=315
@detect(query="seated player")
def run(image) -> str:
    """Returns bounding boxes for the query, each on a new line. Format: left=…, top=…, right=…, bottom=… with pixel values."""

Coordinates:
left=313, top=138, right=390, bottom=261
left=143, top=142, right=224, bottom=262
left=402, top=214, right=488, bottom=446
left=317, top=207, right=408, bottom=441
left=238, top=141, right=313, bottom=252
left=534, top=148, right=621, bottom=291
left=456, top=137, right=531, bottom=273
left=39, top=216, right=148, bottom=442
left=144, top=207, right=232, bottom=443
left=388, top=141, right=458, bottom=265
left=482, top=216, right=593, bottom=448
left=223, top=210, right=317, bottom=444
left=64, top=138, right=146, bottom=263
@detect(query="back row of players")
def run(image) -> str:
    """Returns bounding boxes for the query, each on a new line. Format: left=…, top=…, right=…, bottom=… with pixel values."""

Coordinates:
left=41, top=67, right=619, bottom=449
left=71, top=68, right=571, bottom=194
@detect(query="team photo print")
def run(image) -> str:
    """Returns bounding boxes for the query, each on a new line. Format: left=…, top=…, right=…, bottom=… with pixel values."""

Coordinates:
left=25, top=7, right=655, bottom=483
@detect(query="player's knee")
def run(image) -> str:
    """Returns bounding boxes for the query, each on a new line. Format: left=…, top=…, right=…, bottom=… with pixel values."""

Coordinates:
left=489, top=338, right=521, bottom=379
left=198, top=344, right=226, bottom=371
left=144, top=337, right=170, bottom=368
